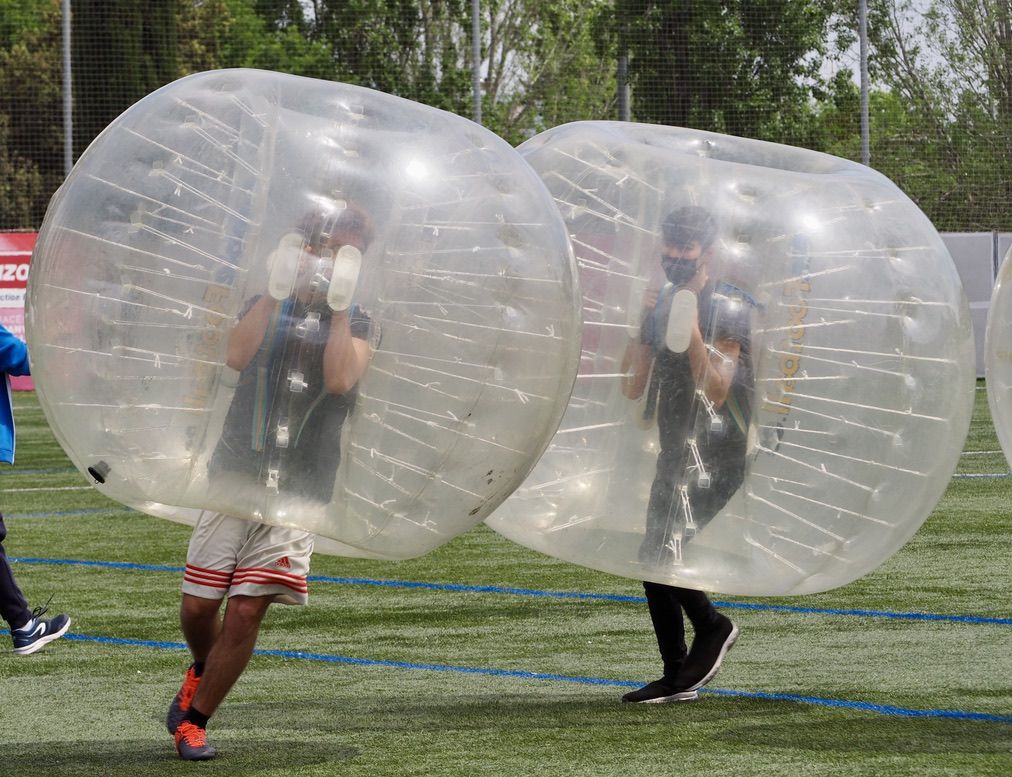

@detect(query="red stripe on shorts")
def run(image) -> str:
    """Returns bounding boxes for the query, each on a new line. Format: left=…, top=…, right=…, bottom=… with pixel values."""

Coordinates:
left=231, top=571, right=308, bottom=593
left=234, top=565, right=306, bottom=583
left=184, top=565, right=233, bottom=588
left=183, top=574, right=231, bottom=589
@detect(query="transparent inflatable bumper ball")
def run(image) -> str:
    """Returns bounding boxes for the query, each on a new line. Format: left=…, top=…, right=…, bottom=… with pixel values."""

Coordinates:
left=28, top=69, right=580, bottom=560
left=487, top=121, right=974, bottom=595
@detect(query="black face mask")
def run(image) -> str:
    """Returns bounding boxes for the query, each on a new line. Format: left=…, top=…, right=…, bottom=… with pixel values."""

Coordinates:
left=662, top=256, right=697, bottom=286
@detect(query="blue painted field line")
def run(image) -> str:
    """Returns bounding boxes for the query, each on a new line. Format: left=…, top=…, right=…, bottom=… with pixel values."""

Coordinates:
left=15, top=557, right=183, bottom=573
left=706, top=601, right=1012, bottom=625
left=951, top=472, right=1012, bottom=478
left=12, top=556, right=1012, bottom=626
left=2, top=629, right=1009, bottom=724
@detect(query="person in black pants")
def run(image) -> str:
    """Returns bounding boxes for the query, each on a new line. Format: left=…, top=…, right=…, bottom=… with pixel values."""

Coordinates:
left=0, top=324, right=71, bottom=655
left=1, top=515, right=71, bottom=655
left=619, top=206, right=751, bottom=703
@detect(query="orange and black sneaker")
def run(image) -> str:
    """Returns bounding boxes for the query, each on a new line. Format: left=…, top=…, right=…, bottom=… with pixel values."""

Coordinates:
left=166, top=665, right=202, bottom=735
left=174, top=720, right=217, bottom=761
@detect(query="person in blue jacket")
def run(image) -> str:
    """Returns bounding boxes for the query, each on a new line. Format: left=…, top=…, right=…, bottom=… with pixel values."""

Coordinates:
left=0, top=323, right=71, bottom=655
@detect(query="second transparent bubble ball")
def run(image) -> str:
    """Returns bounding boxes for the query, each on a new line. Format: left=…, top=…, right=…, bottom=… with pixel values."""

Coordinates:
left=488, top=121, right=974, bottom=595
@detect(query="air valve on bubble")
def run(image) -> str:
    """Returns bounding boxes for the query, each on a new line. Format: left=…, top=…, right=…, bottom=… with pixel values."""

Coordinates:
left=288, top=370, right=307, bottom=393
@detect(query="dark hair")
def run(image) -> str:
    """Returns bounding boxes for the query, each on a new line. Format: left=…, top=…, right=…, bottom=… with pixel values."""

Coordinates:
left=661, top=206, right=717, bottom=250
left=300, top=203, right=374, bottom=252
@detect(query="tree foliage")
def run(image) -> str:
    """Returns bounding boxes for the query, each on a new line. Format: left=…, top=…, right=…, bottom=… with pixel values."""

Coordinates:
left=72, top=0, right=178, bottom=157
left=616, top=0, right=835, bottom=146
left=1, top=0, right=1010, bottom=232
left=481, top=0, right=616, bottom=144
left=0, top=0, right=51, bottom=47
left=0, top=0, right=62, bottom=227
left=859, top=0, right=1012, bottom=230
left=311, top=0, right=472, bottom=115
left=176, top=0, right=333, bottom=78
left=0, top=113, right=44, bottom=229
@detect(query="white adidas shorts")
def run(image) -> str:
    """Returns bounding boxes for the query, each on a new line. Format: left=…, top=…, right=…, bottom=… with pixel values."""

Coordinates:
left=182, top=512, right=314, bottom=606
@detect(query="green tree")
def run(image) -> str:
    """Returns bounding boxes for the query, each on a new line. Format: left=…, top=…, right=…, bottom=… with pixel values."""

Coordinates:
left=0, top=0, right=51, bottom=47
left=616, top=0, right=835, bottom=146
left=308, top=0, right=616, bottom=142
left=312, top=0, right=471, bottom=115
left=862, top=0, right=1012, bottom=230
left=253, top=0, right=307, bottom=30
left=812, top=69, right=863, bottom=159
left=177, top=0, right=334, bottom=79
left=0, top=0, right=62, bottom=228
left=480, top=0, right=616, bottom=144
left=72, top=0, right=178, bottom=157
left=0, top=113, right=44, bottom=230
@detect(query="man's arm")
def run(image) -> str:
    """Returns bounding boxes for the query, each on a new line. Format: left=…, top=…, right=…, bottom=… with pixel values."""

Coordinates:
left=621, top=339, right=654, bottom=400
left=688, top=330, right=740, bottom=408
left=678, top=256, right=740, bottom=407
left=225, top=296, right=277, bottom=371
left=323, top=311, right=372, bottom=395
left=621, top=288, right=658, bottom=399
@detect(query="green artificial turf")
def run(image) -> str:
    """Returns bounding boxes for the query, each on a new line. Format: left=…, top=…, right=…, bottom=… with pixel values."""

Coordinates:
left=0, top=385, right=1009, bottom=776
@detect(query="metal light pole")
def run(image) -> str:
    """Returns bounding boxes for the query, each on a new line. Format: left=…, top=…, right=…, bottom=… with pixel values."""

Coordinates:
left=471, top=0, right=482, bottom=124
left=617, top=51, right=630, bottom=122
left=62, top=0, right=73, bottom=175
left=859, top=0, right=870, bottom=166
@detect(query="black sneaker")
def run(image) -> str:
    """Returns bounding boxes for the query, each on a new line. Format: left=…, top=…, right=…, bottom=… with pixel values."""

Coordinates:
left=621, top=679, right=698, bottom=704
left=12, top=606, right=71, bottom=656
left=678, top=614, right=739, bottom=691
left=175, top=721, right=217, bottom=761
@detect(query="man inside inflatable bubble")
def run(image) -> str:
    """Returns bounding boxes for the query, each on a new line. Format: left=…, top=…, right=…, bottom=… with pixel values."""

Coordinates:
left=167, top=202, right=376, bottom=760
left=619, top=206, right=752, bottom=704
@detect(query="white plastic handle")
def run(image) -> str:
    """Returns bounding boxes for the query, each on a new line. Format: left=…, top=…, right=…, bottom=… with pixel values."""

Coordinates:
left=267, top=232, right=304, bottom=300
left=665, top=288, right=698, bottom=353
left=327, top=244, right=362, bottom=311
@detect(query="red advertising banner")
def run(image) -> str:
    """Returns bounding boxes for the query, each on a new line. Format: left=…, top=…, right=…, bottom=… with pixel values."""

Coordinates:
left=0, top=232, right=35, bottom=390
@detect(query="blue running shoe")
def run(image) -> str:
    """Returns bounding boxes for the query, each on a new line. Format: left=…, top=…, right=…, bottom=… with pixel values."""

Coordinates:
left=12, top=605, right=71, bottom=656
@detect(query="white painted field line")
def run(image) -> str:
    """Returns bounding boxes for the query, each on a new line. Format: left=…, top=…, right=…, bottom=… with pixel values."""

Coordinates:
left=0, top=486, right=93, bottom=493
